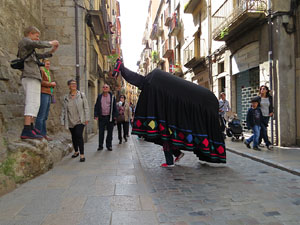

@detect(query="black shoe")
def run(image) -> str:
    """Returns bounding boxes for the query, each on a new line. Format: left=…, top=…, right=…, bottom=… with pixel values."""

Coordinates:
left=119, top=140, right=122, bottom=144
left=80, top=157, right=85, bottom=162
left=266, top=145, right=273, bottom=150
left=124, top=137, right=127, bottom=142
left=107, top=147, right=113, bottom=151
left=97, top=147, right=103, bottom=151
left=112, top=58, right=122, bottom=77
left=71, top=152, right=79, bottom=158
left=253, top=146, right=261, bottom=151
left=244, top=141, right=251, bottom=149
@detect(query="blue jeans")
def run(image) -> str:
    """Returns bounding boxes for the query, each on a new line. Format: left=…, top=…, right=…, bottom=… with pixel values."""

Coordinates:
left=259, top=116, right=271, bottom=146
left=35, top=93, right=51, bottom=136
left=246, top=125, right=261, bottom=148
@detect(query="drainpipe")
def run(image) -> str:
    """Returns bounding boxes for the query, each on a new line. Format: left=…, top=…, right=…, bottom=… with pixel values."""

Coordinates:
left=208, top=0, right=212, bottom=92
left=75, top=0, right=80, bottom=90
left=268, top=0, right=274, bottom=145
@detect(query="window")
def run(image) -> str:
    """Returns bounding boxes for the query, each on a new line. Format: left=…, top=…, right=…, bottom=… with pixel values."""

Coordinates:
left=218, top=61, right=225, bottom=74
left=219, top=77, right=225, bottom=94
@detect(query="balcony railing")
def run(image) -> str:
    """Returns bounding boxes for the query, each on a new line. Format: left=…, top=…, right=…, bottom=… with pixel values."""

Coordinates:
left=212, top=0, right=267, bottom=41
left=170, top=13, right=181, bottom=36
left=162, top=40, right=173, bottom=58
left=183, top=40, right=194, bottom=66
left=183, top=39, right=205, bottom=68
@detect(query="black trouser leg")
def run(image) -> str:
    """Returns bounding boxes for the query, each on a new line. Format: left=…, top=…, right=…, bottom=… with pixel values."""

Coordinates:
left=98, top=118, right=107, bottom=148
left=69, top=124, right=85, bottom=155
left=69, top=127, right=79, bottom=153
left=74, top=124, right=85, bottom=155
left=106, top=120, right=114, bottom=148
left=117, top=122, right=122, bottom=141
left=123, top=122, right=128, bottom=140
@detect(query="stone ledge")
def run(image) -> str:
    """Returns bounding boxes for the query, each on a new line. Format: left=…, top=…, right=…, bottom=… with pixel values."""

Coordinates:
left=0, top=134, right=72, bottom=197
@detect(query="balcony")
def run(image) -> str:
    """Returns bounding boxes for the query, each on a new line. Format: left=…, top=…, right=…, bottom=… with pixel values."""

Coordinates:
left=183, top=39, right=205, bottom=68
left=150, top=24, right=160, bottom=40
left=162, top=40, right=173, bottom=58
left=184, top=0, right=201, bottom=14
left=164, top=8, right=172, bottom=26
left=170, top=13, right=181, bottom=36
left=98, top=31, right=113, bottom=55
left=212, top=0, right=267, bottom=41
left=87, top=10, right=107, bottom=36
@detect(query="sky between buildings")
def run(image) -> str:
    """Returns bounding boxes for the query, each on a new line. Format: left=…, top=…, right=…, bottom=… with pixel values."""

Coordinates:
left=119, top=0, right=149, bottom=71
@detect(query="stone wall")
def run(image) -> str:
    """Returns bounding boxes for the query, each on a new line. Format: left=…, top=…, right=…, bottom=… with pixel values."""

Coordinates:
left=0, top=0, right=44, bottom=160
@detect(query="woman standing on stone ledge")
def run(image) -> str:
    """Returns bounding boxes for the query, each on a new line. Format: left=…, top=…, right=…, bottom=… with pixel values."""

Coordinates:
left=61, top=79, right=90, bottom=162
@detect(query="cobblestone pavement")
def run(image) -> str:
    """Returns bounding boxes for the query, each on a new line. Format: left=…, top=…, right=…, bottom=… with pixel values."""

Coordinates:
left=133, top=137, right=300, bottom=225
left=0, top=132, right=299, bottom=225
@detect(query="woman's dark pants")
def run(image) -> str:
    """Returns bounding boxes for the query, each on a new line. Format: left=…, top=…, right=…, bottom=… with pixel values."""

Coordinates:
left=69, top=124, right=85, bottom=155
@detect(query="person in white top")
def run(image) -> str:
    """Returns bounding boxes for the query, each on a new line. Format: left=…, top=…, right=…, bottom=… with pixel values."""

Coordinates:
left=219, top=92, right=230, bottom=137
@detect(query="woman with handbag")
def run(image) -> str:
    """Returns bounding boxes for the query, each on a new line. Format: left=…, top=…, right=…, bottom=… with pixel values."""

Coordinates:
left=61, top=80, right=90, bottom=162
left=35, top=59, right=56, bottom=141
left=116, top=95, right=131, bottom=144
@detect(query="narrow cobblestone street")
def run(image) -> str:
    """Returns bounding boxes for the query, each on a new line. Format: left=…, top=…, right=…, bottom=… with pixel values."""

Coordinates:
left=0, top=132, right=299, bottom=225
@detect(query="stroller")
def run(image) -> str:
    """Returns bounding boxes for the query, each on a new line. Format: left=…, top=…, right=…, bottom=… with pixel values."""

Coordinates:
left=225, top=113, right=244, bottom=142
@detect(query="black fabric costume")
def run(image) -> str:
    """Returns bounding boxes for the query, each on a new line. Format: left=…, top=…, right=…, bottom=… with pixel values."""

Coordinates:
left=119, top=65, right=226, bottom=163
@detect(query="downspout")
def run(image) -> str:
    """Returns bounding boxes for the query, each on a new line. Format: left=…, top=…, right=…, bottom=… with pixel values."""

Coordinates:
left=268, top=0, right=275, bottom=145
left=75, top=0, right=80, bottom=90
left=208, top=0, right=212, bottom=92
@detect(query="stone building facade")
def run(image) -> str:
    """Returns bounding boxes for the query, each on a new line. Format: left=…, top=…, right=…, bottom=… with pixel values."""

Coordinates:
left=139, top=0, right=299, bottom=146
left=0, top=0, right=122, bottom=159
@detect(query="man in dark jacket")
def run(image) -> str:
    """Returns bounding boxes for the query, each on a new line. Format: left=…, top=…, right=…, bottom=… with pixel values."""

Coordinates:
left=19, top=26, right=59, bottom=139
left=94, top=84, right=118, bottom=151
left=244, top=97, right=263, bottom=151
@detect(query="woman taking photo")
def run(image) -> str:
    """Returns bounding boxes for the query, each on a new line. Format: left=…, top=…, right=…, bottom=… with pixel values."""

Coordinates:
left=61, top=79, right=90, bottom=162
left=116, top=95, right=131, bottom=144
left=258, top=85, right=273, bottom=150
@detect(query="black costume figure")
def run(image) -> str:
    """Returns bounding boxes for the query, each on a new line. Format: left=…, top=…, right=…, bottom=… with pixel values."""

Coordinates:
left=114, top=60, right=226, bottom=163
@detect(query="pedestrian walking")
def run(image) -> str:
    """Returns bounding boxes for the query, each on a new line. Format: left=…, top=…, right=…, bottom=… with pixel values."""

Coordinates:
left=94, top=84, right=118, bottom=151
left=244, top=97, right=263, bottom=151
left=116, top=95, right=131, bottom=144
left=112, top=59, right=226, bottom=166
left=19, top=26, right=59, bottom=139
left=257, top=85, right=273, bottom=150
left=61, top=80, right=90, bottom=162
left=219, top=92, right=230, bottom=138
left=35, top=59, right=56, bottom=141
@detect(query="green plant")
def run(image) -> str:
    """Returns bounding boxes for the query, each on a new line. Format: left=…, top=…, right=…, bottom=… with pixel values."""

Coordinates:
left=151, top=51, right=159, bottom=63
left=220, top=28, right=229, bottom=39
left=108, top=53, right=119, bottom=64
left=0, top=157, right=16, bottom=177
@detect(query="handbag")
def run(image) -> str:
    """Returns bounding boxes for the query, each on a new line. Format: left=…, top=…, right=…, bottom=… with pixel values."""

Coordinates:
left=51, top=95, right=56, bottom=104
left=10, top=50, right=34, bottom=70
left=117, top=114, right=125, bottom=123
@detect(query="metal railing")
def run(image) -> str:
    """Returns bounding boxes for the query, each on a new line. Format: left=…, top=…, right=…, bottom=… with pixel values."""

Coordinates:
left=212, top=0, right=267, bottom=37
left=183, top=39, right=194, bottom=65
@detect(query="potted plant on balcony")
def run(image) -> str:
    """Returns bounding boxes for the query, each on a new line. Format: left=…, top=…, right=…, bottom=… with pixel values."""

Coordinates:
left=220, top=27, right=229, bottom=39
left=174, top=63, right=183, bottom=77
left=151, top=51, right=159, bottom=64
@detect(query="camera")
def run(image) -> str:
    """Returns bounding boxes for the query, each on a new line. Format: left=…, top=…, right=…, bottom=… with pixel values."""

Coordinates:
left=36, top=60, right=45, bottom=67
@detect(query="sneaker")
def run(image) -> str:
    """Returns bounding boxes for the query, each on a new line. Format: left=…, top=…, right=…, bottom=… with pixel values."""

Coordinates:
left=174, top=153, right=185, bottom=163
left=259, top=144, right=265, bottom=148
left=160, top=163, right=175, bottom=168
left=112, top=58, right=122, bottom=77
left=253, top=146, right=261, bottom=151
left=20, top=129, right=43, bottom=140
left=244, top=141, right=251, bottom=149
left=33, top=128, right=42, bottom=136
left=266, top=145, right=273, bottom=150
